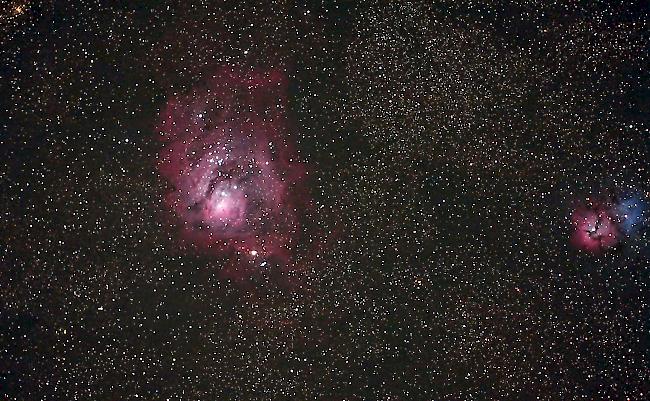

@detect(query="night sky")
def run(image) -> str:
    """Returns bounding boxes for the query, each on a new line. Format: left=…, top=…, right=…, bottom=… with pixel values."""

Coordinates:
left=1, top=1, right=649, bottom=400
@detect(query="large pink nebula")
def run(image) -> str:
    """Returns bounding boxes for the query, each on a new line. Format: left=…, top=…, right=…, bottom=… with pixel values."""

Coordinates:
left=156, top=67, right=310, bottom=280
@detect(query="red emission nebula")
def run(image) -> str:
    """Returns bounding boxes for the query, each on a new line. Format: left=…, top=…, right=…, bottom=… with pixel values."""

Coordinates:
left=156, top=67, right=312, bottom=282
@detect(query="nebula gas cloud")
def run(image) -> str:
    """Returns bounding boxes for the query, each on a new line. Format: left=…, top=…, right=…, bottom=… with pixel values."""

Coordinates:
left=570, top=191, right=647, bottom=254
left=156, top=67, right=311, bottom=280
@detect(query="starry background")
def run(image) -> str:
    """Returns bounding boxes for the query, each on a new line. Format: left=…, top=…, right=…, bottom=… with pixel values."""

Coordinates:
left=1, top=1, right=649, bottom=400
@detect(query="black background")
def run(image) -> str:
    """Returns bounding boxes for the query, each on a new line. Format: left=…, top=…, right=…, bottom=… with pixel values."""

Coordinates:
left=1, top=1, right=649, bottom=400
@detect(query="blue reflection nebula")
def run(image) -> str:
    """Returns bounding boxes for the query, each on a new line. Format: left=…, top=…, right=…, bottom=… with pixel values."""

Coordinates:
left=615, top=195, right=646, bottom=235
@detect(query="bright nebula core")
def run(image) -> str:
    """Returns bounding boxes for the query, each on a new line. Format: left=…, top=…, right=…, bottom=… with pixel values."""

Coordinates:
left=157, top=67, right=310, bottom=278
left=570, top=192, right=647, bottom=254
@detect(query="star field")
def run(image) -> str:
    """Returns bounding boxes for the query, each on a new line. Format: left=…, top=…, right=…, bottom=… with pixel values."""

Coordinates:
left=1, top=1, right=649, bottom=400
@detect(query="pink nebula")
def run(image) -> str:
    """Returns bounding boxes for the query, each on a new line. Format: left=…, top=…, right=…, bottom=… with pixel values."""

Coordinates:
left=156, top=67, right=310, bottom=280
left=570, top=204, right=620, bottom=253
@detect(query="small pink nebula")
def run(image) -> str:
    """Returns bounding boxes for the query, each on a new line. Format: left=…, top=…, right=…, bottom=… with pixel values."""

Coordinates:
left=570, top=203, right=620, bottom=253
left=156, top=67, right=311, bottom=281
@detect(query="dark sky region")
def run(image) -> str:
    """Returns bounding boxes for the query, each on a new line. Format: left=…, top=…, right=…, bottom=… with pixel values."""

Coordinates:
left=1, top=1, right=649, bottom=400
